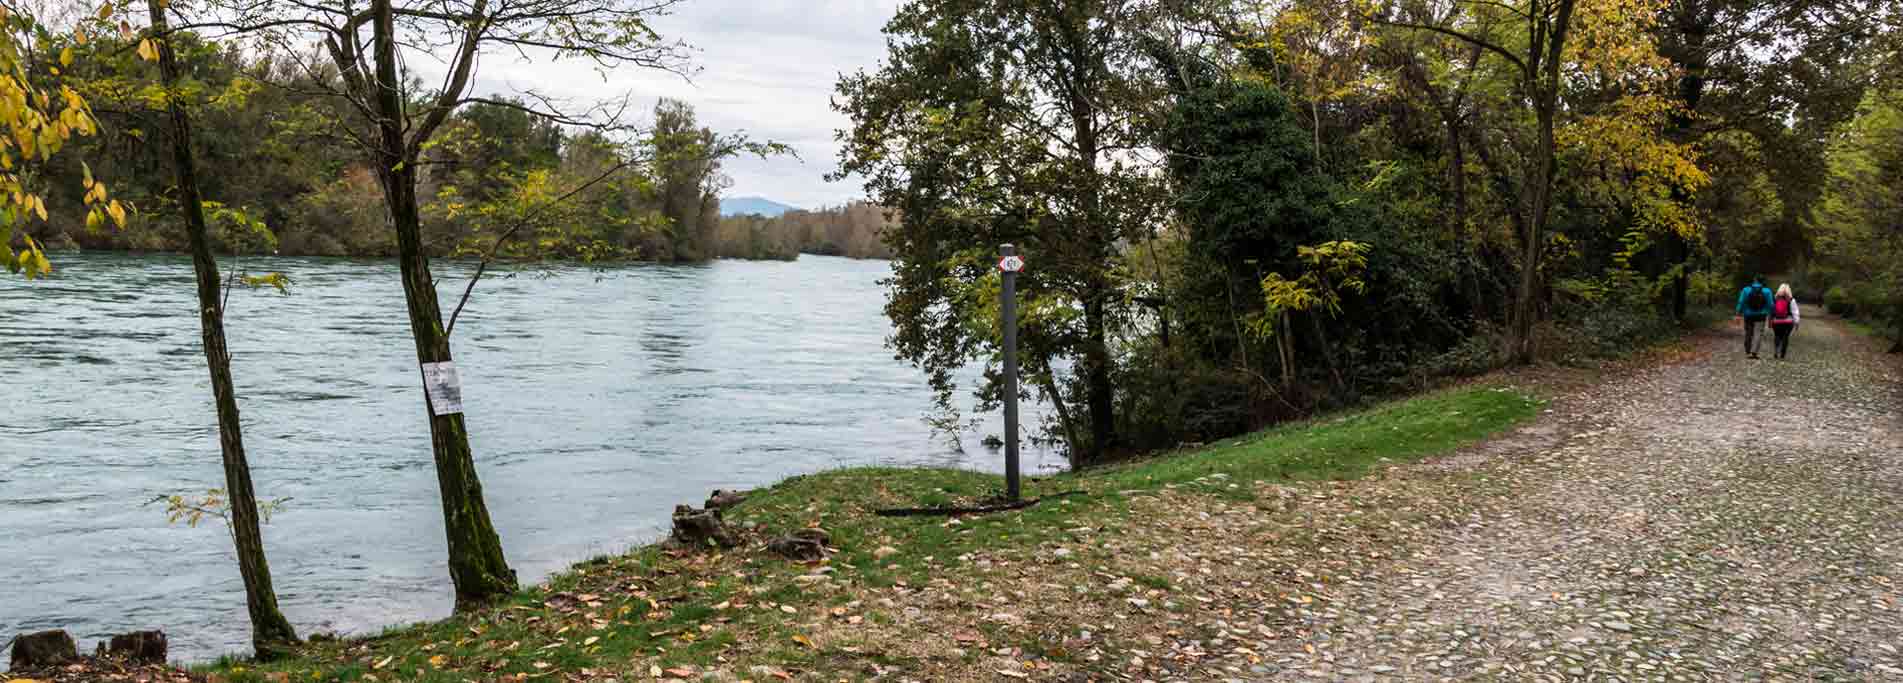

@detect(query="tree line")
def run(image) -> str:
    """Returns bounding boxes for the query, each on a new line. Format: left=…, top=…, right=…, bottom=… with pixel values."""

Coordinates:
left=15, top=32, right=783, bottom=264
left=834, top=0, right=1901, bottom=465
left=714, top=201, right=896, bottom=260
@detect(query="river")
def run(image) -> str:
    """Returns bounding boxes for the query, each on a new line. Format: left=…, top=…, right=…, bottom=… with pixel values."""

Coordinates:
left=0, top=253, right=1058, bottom=661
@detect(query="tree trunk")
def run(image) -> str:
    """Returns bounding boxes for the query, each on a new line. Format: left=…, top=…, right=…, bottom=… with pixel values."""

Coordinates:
left=1307, top=312, right=1346, bottom=394
left=1081, top=290, right=1114, bottom=464
left=1511, top=0, right=1577, bottom=365
left=1665, top=17, right=1707, bottom=324
left=369, top=0, right=517, bottom=608
left=1891, top=301, right=1903, bottom=354
left=1670, top=236, right=1691, bottom=321
left=1035, top=369, right=1084, bottom=460
left=147, top=0, right=297, bottom=658
left=1509, top=100, right=1555, bottom=365
left=1277, top=312, right=1295, bottom=388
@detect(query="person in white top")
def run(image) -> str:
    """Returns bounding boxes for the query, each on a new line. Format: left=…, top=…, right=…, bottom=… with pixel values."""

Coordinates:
left=1768, top=283, right=1802, bottom=360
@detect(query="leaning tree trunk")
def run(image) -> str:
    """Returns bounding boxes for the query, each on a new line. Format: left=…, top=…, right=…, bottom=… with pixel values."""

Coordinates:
left=147, top=0, right=298, bottom=657
left=369, top=0, right=517, bottom=608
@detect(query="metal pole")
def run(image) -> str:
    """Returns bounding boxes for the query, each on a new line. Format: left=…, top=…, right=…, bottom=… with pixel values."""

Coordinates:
left=1000, top=243, right=1021, bottom=501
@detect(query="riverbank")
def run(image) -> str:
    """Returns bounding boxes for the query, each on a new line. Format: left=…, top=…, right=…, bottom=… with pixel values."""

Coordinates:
left=166, top=328, right=1720, bottom=683
left=174, top=314, right=1903, bottom=681
left=179, top=388, right=1529, bottom=682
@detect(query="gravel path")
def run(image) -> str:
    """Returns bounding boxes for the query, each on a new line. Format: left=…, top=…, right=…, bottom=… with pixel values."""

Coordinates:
left=1255, top=318, right=1903, bottom=681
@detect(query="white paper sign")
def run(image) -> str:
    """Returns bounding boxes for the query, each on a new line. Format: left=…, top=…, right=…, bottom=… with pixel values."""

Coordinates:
left=421, top=361, right=464, bottom=416
left=999, top=255, right=1025, bottom=272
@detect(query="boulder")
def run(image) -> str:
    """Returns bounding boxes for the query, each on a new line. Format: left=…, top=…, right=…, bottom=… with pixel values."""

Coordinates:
left=105, top=630, right=168, bottom=664
left=669, top=504, right=738, bottom=549
left=10, top=629, right=77, bottom=669
left=704, top=489, right=749, bottom=512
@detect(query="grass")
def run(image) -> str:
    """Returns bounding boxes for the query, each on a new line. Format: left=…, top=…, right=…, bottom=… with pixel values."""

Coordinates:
left=203, top=385, right=1541, bottom=682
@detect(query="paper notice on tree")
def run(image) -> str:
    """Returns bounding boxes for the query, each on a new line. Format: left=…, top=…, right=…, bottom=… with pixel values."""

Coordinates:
left=420, top=361, right=464, bottom=416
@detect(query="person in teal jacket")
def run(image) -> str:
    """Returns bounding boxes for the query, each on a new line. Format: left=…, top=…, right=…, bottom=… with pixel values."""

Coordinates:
left=1736, top=276, right=1774, bottom=359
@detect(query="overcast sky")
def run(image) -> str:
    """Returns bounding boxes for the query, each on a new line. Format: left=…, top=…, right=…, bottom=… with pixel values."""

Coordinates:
left=467, top=0, right=903, bottom=210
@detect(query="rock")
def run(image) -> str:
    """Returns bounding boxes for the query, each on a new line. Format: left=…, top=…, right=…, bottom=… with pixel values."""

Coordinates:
left=767, top=535, right=826, bottom=561
left=704, top=489, right=749, bottom=512
left=668, top=504, right=738, bottom=550
left=10, top=629, right=78, bottom=669
left=873, top=545, right=899, bottom=559
left=1604, top=621, right=1633, bottom=633
left=104, top=630, right=168, bottom=664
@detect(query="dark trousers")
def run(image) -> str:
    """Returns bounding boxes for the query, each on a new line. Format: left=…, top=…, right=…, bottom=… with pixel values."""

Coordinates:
left=1772, top=323, right=1795, bottom=359
left=1743, top=316, right=1766, bottom=355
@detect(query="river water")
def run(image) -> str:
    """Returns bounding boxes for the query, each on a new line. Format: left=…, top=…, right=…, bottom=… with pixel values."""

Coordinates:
left=0, top=253, right=1057, bottom=661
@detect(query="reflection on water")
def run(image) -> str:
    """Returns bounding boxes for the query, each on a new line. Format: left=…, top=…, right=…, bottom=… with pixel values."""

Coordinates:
left=0, top=253, right=1056, bottom=661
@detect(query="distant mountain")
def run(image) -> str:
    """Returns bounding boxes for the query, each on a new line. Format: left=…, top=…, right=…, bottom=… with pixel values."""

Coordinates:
left=719, top=196, right=800, bottom=217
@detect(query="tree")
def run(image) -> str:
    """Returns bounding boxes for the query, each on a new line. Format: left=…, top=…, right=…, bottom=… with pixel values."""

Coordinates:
left=1375, top=0, right=1676, bottom=363
left=0, top=2, right=121, bottom=278
left=1651, top=0, right=1882, bottom=317
left=650, top=98, right=725, bottom=261
left=134, top=0, right=301, bottom=656
left=211, top=0, right=696, bottom=607
left=834, top=0, right=1168, bottom=464
left=1812, top=89, right=1903, bottom=352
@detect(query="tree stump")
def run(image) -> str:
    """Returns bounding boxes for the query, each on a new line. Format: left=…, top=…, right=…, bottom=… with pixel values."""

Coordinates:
left=704, top=489, right=749, bottom=512
left=105, top=630, right=168, bottom=664
left=9, top=629, right=77, bottom=669
left=668, top=504, right=737, bottom=549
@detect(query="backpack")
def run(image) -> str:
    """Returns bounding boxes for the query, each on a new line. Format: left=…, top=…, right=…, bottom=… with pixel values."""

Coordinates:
left=1746, top=286, right=1768, bottom=311
left=1773, top=297, right=1793, bottom=321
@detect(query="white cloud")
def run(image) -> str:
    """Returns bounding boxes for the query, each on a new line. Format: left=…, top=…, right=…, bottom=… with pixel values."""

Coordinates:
left=463, top=0, right=902, bottom=209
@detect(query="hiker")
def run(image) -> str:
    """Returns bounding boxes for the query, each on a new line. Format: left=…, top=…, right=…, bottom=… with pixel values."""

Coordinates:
left=1736, top=276, right=1775, bottom=359
left=1769, top=283, right=1802, bottom=360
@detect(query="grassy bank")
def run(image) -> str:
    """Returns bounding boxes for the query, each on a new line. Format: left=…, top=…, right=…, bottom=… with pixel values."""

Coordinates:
left=205, top=386, right=1541, bottom=682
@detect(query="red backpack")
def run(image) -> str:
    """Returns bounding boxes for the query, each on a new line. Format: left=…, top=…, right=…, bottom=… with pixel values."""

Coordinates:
left=1772, top=297, right=1793, bottom=323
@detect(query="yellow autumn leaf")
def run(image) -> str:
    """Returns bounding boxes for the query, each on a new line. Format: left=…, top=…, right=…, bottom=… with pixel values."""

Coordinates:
left=791, top=634, right=817, bottom=649
left=137, top=38, right=157, bottom=62
left=97, top=2, right=112, bottom=19
left=427, top=654, right=446, bottom=668
left=60, top=46, right=72, bottom=67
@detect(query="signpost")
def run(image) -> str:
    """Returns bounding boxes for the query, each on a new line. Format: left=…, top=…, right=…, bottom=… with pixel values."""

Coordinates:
left=999, top=244, right=1022, bottom=501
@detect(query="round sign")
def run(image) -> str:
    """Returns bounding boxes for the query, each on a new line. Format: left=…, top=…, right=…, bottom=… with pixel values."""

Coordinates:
left=999, top=255, right=1025, bottom=273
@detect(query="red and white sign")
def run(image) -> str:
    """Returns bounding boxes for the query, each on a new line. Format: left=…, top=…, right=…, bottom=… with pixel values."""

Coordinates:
left=998, top=255, right=1025, bottom=273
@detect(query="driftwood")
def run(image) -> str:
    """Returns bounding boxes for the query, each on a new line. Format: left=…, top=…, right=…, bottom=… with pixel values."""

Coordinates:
left=874, top=490, right=1089, bottom=517
left=9, top=629, right=78, bottom=669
